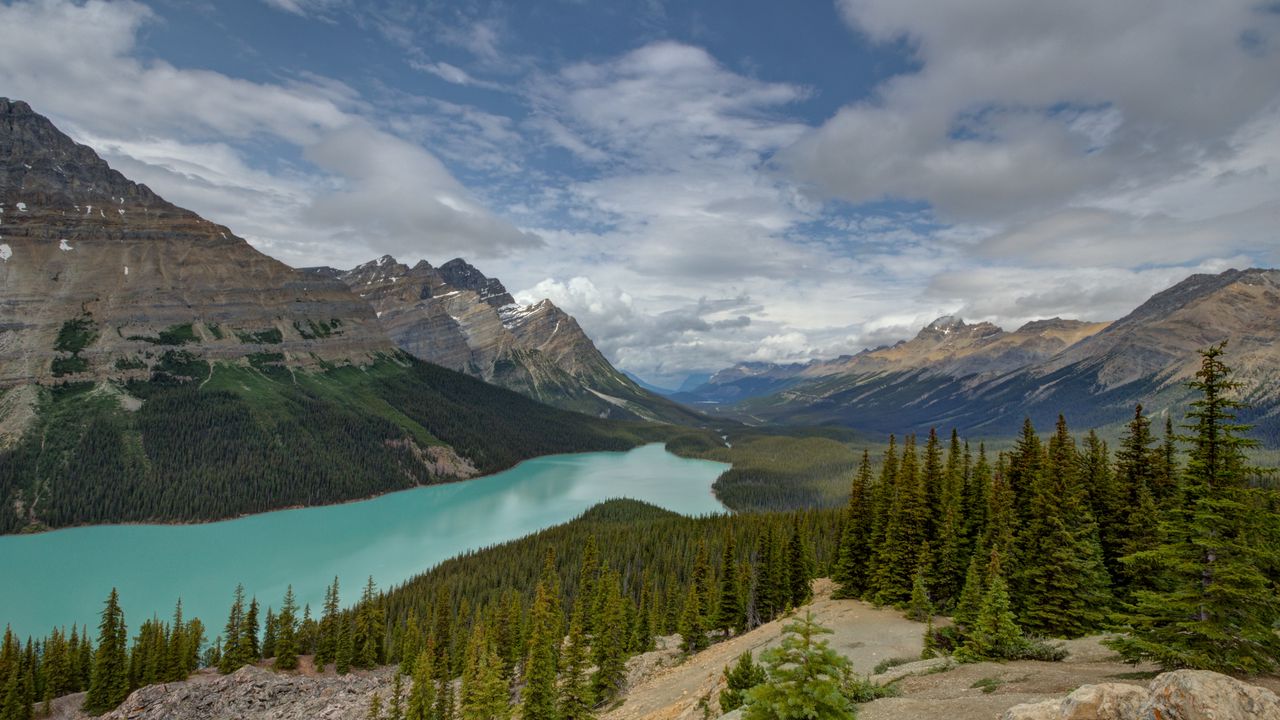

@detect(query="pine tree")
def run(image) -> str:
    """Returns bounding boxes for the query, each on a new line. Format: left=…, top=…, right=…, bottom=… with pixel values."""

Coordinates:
left=387, top=672, right=405, bottom=720
left=786, top=520, right=813, bottom=608
left=1109, top=343, right=1280, bottom=673
left=558, top=603, right=594, bottom=720
left=336, top=619, right=354, bottom=675
left=356, top=577, right=386, bottom=669
left=871, top=434, right=926, bottom=604
left=715, top=531, right=743, bottom=635
left=274, top=585, right=299, bottom=671
left=691, top=539, right=713, bottom=622
left=83, top=589, right=129, bottom=715
left=406, top=646, right=436, bottom=720
left=262, top=608, right=278, bottom=660
left=316, top=577, right=341, bottom=669
left=832, top=450, right=873, bottom=599
left=956, top=552, right=1027, bottom=662
left=244, top=598, right=260, bottom=661
left=952, top=551, right=985, bottom=630
left=591, top=569, right=628, bottom=702
left=1016, top=415, right=1111, bottom=637
left=906, top=541, right=933, bottom=622
left=679, top=583, right=708, bottom=654
left=576, top=535, right=601, bottom=637
left=367, top=691, right=383, bottom=720
left=718, top=652, right=766, bottom=714
left=521, top=570, right=560, bottom=720
left=219, top=585, right=246, bottom=674
left=743, top=612, right=853, bottom=720
left=931, top=434, right=968, bottom=609
left=460, top=624, right=509, bottom=720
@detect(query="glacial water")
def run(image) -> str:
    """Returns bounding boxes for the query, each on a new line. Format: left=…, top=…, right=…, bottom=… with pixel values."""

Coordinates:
left=0, top=444, right=727, bottom=639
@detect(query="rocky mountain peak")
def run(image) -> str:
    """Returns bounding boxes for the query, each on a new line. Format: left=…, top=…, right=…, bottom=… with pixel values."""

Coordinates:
left=0, top=97, right=167, bottom=211
left=437, top=258, right=515, bottom=307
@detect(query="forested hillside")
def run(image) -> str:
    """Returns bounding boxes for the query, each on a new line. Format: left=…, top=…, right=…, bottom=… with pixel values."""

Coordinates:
left=0, top=354, right=677, bottom=534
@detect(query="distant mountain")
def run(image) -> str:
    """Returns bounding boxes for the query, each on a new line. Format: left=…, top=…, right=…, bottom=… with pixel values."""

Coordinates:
left=314, top=256, right=707, bottom=425
left=726, top=269, right=1280, bottom=443
left=0, top=98, right=668, bottom=534
left=622, top=370, right=677, bottom=396
left=672, top=361, right=810, bottom=405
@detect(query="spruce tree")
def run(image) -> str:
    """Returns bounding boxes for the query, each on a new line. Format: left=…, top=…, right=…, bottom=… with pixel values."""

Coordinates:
left=219, top=585, right=246, bottom=674
left=679, top=583, right=708, bottom=654
left=716, top=531, right=743, bottom=635
left=906, top=541, right=933, bottom=622
left=1016, top=415, right=1111, bottom=637
left=367, top=691, right=383, bottom=720
left=388, top=672, right=405, bottom=720
left=274, top=586, right=299, bottom=671
left=576, top=535, right=601, bottom=637
left=743, top=612, right=853, bottom=720
left=871, top=434, right=925, bottom=604
left=1109, top=343, right=1280, bottom=673
left=558, top=604, right=594, bottom=720
left=243, top=598, right=260, bottom=661
left=590, top=569, right=628, bottom=702
left=460, top=625, right=509, bottom=720
left=316, top=577, right=340, bottom=669
left=83, top=589, right=129, bottom=715
left=786, top=520, right=813, bottom=608
left=336, top=619, right=354, bottom=675
left=956, top=552, right=1027, bottom=662
left=262, top=608, right=277, bottom=660
left=832, top=450, right=873, bottom=599
left=718, top=652, right=766, bottom=714
left=356, top=577, right=386, bottom=669
left=406, top=649, right=436, bottom=720
left=521, top=574, right=560, bottom=720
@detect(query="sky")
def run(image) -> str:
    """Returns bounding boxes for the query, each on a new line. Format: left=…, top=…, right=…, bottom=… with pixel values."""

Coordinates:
left=1, top=0, right=1278, bottom=387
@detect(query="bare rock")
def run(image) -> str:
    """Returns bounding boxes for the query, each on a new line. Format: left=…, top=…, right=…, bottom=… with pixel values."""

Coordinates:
left=1140, top=669, right=1280, bottom=720
left=1000, top=699, right=1063, bottom=720
left=1059, top=683, right=1149, bottom=720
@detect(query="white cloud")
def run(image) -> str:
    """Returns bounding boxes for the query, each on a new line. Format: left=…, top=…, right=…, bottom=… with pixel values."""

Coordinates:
left=0, top=0, right=536, bottom=267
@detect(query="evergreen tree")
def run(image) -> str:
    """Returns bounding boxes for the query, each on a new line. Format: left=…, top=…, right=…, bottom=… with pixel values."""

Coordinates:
left=406, top=646, right=436, bottom=720
left=716, top=531, right=743, bottom=635
left=952, top=551, right=985, bottom=630
left=387, top=672, right=405, bottom=720
left=590, top=569, right=628, bottom=702
left=244, top=598, right=261, bottom=661
left=219, top=585, right=246, bottom=674
left=742, top=612, right=852, bottom=720
left=679, top=583, right=708, bottom=654
left=262, top=608, right=278, bottom=660
left=521, top=571, right=560, bottom=720
left=576, top=535, right=601, bottom=637
left=356, top=577, right=386, bottom=669
left=274, top=585, right=300, bottom=671
left=559, top=603, right=594, bottom=720
left=1109, top=343, right=1280, bottom=673
left=786, top=519, right=813, bottom=608
left=460, top=625, right=509, bottom=720
left=367, top=691, right=383, bottom=720
left=956, top=552, right=1028, bottom=662
left=718, top=653, right=766, bottom=714
left=691, top=539, right=713, bottom=622
left=870, top=435, right=925, bottom=604
left=1016, top=415, right=1111, bottom=637
left=336, top=619, right=354, bottom=675
left=83, top=589, right=129, bottom=715
left=316, top=577, right=341, bottom=669
left=907, top=542, right=933, bottom=623
left=832, top=450, right=873, bottom=599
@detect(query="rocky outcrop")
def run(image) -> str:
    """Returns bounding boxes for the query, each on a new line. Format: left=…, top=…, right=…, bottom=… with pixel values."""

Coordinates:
left=92, top=666, right=395, bottom=720
left=326, top=255, right=706, bottom=424
left=0, top=98, right=393, bottom=388
left=1000, top=670, right=1280, bottom=720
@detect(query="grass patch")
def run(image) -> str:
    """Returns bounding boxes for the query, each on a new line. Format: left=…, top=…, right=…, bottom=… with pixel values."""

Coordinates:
left=54, top=316, right=97, bottom=354
left=236, top=328, right=284, bottom=345
left=873, top=656, right=916, bottom=675
left=971, top=677, right=1002, bottom=694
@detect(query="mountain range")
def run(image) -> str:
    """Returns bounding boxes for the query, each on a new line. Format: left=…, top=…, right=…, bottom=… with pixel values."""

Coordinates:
left=302, top=256, right=702, bottom=424
left=0, top=98, right=676, bottom=533
left=685, top=269, right=1280, bottom=442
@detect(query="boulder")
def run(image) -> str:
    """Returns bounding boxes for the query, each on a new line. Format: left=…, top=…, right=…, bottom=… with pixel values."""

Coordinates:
left=1140, top=670, right=1280, bottom=720
left=1001, top=699, right=1064, bottom=720
left=1059, top=683, right=1149, bottom=720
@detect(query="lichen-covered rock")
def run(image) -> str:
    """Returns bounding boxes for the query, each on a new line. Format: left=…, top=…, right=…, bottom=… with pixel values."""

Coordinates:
left=1140, top=669, right=1280, bottom=720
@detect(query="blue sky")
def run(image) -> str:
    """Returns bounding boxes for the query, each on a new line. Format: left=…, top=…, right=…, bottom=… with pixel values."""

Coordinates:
left=2, top=0, right=1278, bottom=386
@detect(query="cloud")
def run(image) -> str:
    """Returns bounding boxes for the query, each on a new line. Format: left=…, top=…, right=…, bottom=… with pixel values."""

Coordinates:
left=781, top=0, right=1280, bottom=235
left=0, top=0, right=535, bottom=266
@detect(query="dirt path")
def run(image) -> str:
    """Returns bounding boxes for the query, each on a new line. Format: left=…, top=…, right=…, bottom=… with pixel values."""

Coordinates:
left=605, top=579, right=928, bottom=720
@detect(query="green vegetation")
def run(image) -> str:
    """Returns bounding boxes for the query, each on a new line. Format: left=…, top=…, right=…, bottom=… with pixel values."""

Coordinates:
left=0, top=354, right=681, bottom=533
left=235, top=328, right=284, bottom=345
left=294, top=319, right=340, bottom=339
left=52, top=315, right=98, bottom=377
left=743, top=612, right=854, bottom=720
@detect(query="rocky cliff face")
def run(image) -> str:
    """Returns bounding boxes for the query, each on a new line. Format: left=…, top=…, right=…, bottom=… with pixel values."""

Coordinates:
left=321, top=256, right=705, bottom=424
left=0, top=98, right=392, bottom=389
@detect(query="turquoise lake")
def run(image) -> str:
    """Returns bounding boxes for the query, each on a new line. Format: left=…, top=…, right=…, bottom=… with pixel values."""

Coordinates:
left=0, top=444, right=727, bottom=639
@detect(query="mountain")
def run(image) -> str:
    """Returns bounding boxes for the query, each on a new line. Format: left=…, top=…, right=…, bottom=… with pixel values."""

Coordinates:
left=0, top=98, right=674, bottom=534
left=727, top=269, right=1280, bottom=443
left=623, top=370, right=677, bottom=396
left=314, top=255, right=707, bottom=425
left=672, top=361, right=811, bottom=405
